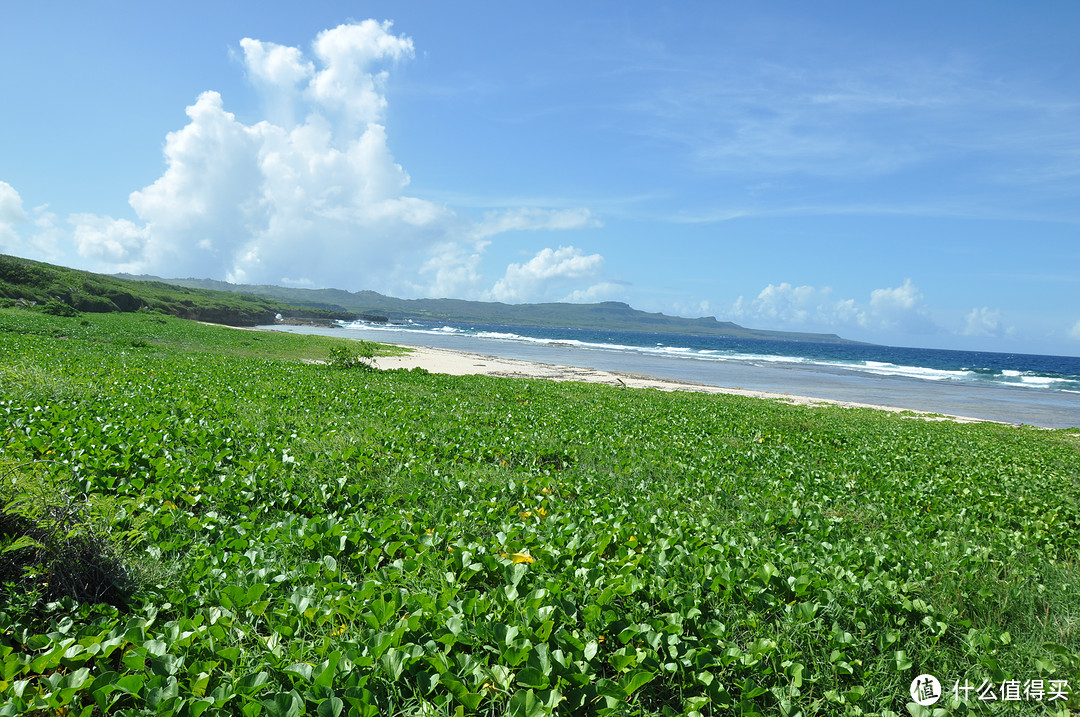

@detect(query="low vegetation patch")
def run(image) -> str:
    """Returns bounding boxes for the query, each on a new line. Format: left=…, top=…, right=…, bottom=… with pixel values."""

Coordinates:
left=0, top=309, right=1077, bottom=715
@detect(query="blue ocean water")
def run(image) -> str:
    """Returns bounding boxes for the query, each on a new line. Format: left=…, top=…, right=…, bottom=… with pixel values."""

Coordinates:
left=270, top=320, right=1080, bottom=429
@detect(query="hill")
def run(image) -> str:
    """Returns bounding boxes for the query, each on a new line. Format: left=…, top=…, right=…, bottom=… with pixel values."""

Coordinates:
left=0, top=255, right=353, bottom=326
left=125, top=274, right=861, bottom=344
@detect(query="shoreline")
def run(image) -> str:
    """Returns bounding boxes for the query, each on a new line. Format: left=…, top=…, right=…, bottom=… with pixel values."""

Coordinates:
left=374, top=344, right=998, bottom=425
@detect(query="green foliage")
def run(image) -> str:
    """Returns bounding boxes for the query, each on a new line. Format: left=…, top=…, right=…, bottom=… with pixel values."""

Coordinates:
left=0, top=310, right=1077, bottom=715
left=327, top=343, right=378, bottom=371
left=0, top=461, right=139, bottom=607
left=0, top=253, right=354, bottom=326
left=39, top=299, right=80, bottom=317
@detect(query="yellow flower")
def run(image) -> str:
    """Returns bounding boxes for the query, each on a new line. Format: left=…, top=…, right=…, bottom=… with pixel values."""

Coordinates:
left=519, top=510, right=532, bottom=519
left=541, top=487, right=552, bottom=495
left=537, top=507, right=547, bottom=517
left=511, top=552, right=535, bottom=564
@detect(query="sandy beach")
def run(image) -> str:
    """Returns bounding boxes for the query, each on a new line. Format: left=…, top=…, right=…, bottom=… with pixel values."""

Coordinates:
left=374, top=344, right=993, bottom=424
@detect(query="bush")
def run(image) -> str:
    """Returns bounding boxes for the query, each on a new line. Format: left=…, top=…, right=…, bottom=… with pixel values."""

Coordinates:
left=327, top=342, right=378, bottom=371
left=0, top=462, right=139, bottom=607
left=40, top=298, right=80, bottom=317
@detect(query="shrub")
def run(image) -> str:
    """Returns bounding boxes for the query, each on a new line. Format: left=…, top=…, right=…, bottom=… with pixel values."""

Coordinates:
left=0, top=462, right=139, bottom=607
left=327, top=342, right=378, bottom=371
left=40, top=298, right=80, bottom=317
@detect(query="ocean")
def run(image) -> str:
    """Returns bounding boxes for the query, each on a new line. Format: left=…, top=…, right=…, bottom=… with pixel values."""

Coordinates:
left=267, top=320, right=1080, bottom=429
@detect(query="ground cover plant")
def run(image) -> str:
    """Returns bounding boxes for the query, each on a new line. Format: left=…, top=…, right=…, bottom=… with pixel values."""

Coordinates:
left=1, top=307, right=1078, bottom=716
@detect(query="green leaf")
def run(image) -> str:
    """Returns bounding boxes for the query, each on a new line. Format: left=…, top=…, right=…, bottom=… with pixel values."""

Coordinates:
left=381, top=647, right=406, bottom=681
left=114, top=674, right=145, bottom=696
left=621, top=670, right=656, bottom=696
left=262, top=690, right=303, bottom=717
left=285, top=662, right=314, bottom=682
left=1, top=535, right=44, bottom=554
left=507, top=689, right=545, bottom=717
left=442, top=674, right=483, bottom=711
left=516, top=667, right=550, bottom=689
left=237, top=671, right=271, bottom=693
left=313, top=651, right=341, bottom=689
left=189, top=698, right=216, bottom=717
left=892, top=651, right=913, bottom=671
left=317, top=697, right=344, bottom=717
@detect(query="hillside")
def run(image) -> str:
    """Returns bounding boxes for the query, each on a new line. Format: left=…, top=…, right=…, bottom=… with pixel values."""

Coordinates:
left=125, top=274, right=861, bottom=344
left=0, top=255, right=353, bottom=326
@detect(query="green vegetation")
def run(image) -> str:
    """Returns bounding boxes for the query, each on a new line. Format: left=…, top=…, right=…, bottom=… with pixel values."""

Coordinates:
left=0, top=255, right=355, bottom=326
left=1, top=308, right=1078, bottom=715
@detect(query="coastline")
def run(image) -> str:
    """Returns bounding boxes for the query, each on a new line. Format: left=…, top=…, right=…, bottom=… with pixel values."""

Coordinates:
left=374, top=344, right=996, bottom=425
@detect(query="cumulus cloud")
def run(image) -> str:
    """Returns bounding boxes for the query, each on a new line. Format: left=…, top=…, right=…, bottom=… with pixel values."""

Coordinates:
left=308, top=21, right=415, bottom=127
left=417, top=240, right=489, bottom=298
left=562, top=281, right=623, bottom=303
left=487, top=246, right=605, bottom=303
left=0, top=181, right=27, bottom=225
left=240, top=38, right=314, bottom=90
left=868, top=278, right=935, bottom=334
left=77, top=21, right=448, bottom=290
left=70, top=213, right=150, bottom=267
left=730, top=278, right=939, bottom=336
left=0, top=181, right=27, bottom=251
left=240, top=38, right=315, bottom=126
left=746, top=282, right=827, bottom=324
left=0, top=185, right=68, bottom=262
left=962, top=307, right=1004, bottom=338
left=1069, top=319, right=1080, bottom=341
left=3, top=21, right=600, bottom=298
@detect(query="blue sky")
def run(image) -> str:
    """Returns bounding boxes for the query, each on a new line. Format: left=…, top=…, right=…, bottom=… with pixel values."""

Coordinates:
left=1, top=2, right=1078, bottom=354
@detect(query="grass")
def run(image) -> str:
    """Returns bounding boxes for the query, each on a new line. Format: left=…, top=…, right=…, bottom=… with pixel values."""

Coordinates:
left=0, top=308, right=1077, bottom=716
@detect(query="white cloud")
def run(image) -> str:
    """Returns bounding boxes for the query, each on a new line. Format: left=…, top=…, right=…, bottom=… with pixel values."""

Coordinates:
left=1069, top=319, right=1080, bottom=341
left=418, top=241, right=488, bottom=298
left=0, top=181, right=27, bottom=224
left=240, top=38, right=315, bottom=127
left=729, top=278, right=939, bottom=336
left=867, top=278, right=935, bottom=333
left=4, top=22, right=598, bottom=299
left=281, top=277, right=315, bottom=287
left=746, top=282, right=825, bottom=324
left=487, top=245, right=605, bottom=303
left=307, top=21, right=415, bottom=127
left=101, top=22, right=450, bottom=290
left=0, top=188, right=68, bottom=262
left=0, top=181, right=27, bottom=251
left=470, top=207, right=599, bottom=240
left=241, top=38, right=314, bottom=90
left=69, top=213, right=149, bottom=267
left=962, top=307, right=1004, bottom=337
left=562, top=281, right=623, bottom=303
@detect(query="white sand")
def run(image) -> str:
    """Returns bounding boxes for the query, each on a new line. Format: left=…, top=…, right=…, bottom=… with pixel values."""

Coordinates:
left=374, top=345, right=993, bottom=424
